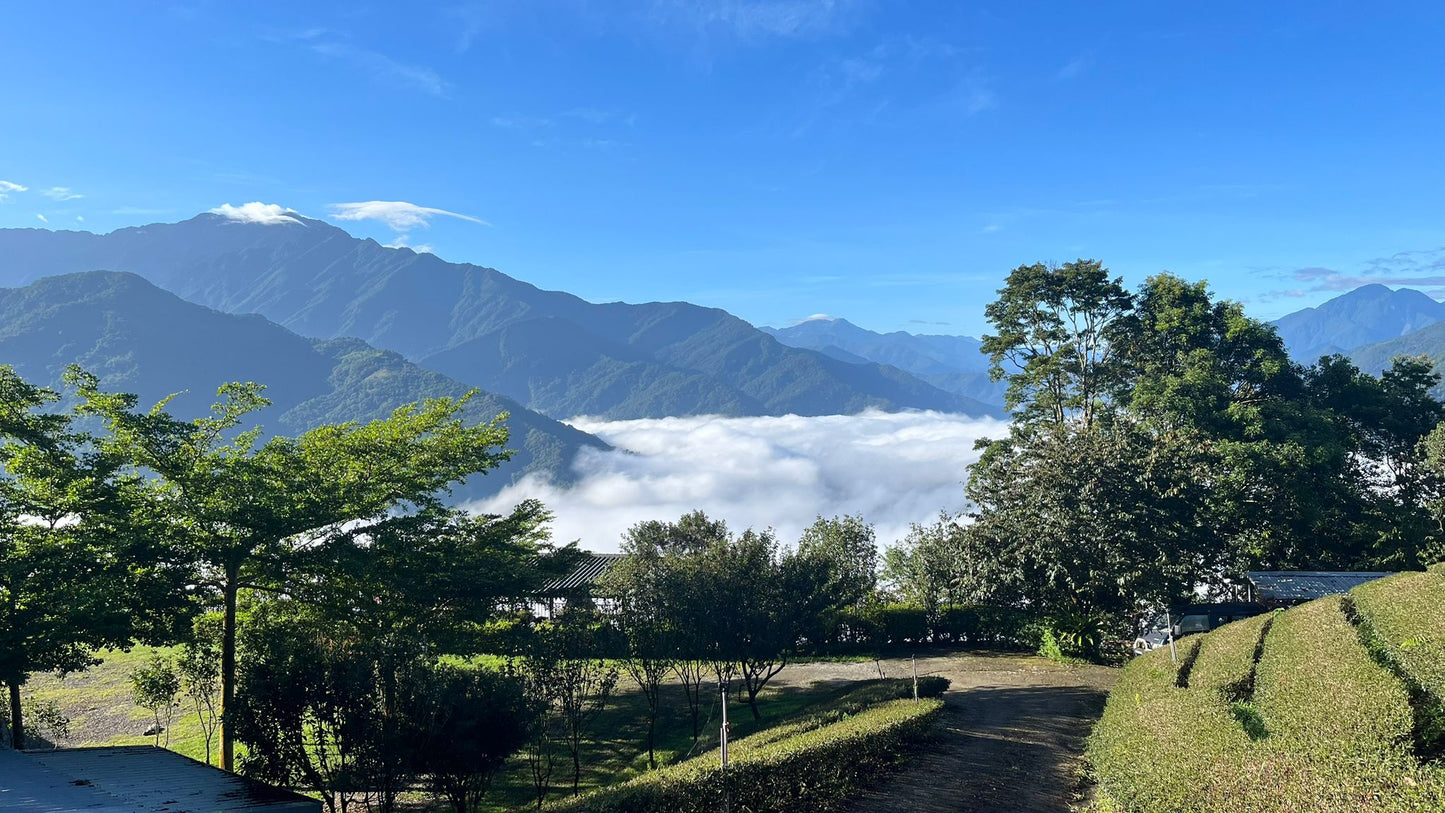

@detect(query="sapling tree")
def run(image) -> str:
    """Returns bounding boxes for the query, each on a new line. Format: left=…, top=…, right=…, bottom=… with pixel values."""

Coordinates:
left=131, top=654, right=182, bottom=747
left=178, top=615, right=223, bottom=764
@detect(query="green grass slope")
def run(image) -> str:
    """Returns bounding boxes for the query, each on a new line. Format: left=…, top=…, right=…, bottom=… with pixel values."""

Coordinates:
left=1088, top=575, right=1445, bottom=812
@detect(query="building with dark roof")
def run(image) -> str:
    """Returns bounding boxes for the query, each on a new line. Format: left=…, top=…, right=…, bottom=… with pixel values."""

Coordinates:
left=531, top=552, right=626, bottom=617
left=1245, top=571, right=1393, bottom=608
left=0, top=745, right=320, bottom=812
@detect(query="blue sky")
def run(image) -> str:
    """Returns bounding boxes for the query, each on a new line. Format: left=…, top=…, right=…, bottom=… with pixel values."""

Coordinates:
left=3, top=1, right=1444, bottom=337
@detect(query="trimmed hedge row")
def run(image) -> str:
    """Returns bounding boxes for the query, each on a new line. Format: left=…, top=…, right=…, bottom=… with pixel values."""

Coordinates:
left=1087, top=596, right=1445, bottom=813
left=1352, top=571, right=1445, bottom=713
left=1255, top=595, right=1413, bottom=760
left=544, top=697, right=944, bottom=813
left=1185, top=610, right=1272, bottom=694
left=825, top=604, right=1037, bottom=651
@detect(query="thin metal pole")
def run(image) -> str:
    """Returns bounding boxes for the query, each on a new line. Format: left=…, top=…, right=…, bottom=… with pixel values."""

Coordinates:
left=912, top=655, right=919, bottom=704
left=720, top=680, right=730, bottom=813
left=1166, top=609, right=1177, bottom=664
left=720, top=681, right=729, bottom=769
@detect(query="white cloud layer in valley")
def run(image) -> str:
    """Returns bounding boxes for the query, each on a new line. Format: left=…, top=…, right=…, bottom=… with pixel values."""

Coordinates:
left=470, top=410, right=1008, bottom=553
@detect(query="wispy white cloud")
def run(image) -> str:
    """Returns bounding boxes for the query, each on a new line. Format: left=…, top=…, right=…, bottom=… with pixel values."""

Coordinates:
left=35, top=214, right=47, bottom=223
left=309, top=41, right=447, bottom=97
left=384, top=234, right=435, bottom=254
left=654, top=0, right=866, bottom=41
left=1056, top=54, right=1092, bottom=80
left=327, top=200, right=488, bottom=231
left=209, top=202, right=306, bottom=225
left=0, top=180, right=26, bottom=202
left=491, top=113, right=553, bottom=131
left=468, top=410, right=1005, bottom=552
left=1266, top=247, right=1445, bottom=298
left=42, top=186, right=82, bottom=201
left=75, top=215, right=84, bottom=223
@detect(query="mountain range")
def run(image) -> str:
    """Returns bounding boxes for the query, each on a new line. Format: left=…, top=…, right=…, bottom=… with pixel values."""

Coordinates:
left=762, top=316, right=1006, bottom=406
left=0, top=214, right=997, bottom=420
left=9, top=211, right=1445, bottom=498
left=1271, top=283, right=1445, bottom=362
left=0, top=270, right=607, bottom=496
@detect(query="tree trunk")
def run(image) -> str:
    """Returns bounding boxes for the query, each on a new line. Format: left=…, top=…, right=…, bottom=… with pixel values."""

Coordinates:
left=219, top=566, right=239, bottom=771
left=8, top=680, right=24, bottom=750
left=646, top=690, right=657, bottom=769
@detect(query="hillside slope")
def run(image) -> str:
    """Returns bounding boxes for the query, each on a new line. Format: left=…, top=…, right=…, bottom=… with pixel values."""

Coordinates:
left=0, top=216, right=995, bottom=419
left=0, top=271, right=608, bottom=495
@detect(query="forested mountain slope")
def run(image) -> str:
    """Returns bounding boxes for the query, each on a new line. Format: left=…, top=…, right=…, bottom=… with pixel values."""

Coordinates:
left=0, top=216, right=996, bottom=419
left=0, top=271, right=607, bottom=494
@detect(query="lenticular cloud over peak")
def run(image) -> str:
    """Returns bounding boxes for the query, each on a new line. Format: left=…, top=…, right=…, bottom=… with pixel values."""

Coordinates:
left=209, top=202, right=305, bottom=225
left=469, top=410, right=1008, bottom=552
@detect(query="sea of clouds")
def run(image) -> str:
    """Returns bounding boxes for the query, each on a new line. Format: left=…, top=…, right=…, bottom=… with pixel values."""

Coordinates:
left=469, top=410, right=1009, bottom=553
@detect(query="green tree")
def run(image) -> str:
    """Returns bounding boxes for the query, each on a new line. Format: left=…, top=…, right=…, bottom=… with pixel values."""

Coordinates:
left=597, top=537, right=674, bottom=769
left=961, top=423, right=1217, bottom=642
left=0, top=366, right=187, bottom=749
left=549, top=609, right=620, bottom=797
left=611, top=511, right=732, bottom=744
left=178, top=615, right=223, bottom=765
left=405, top=664, right=531, bottom=813
left=879, top=516, right=966, bottom=613
left=232, top=613, right=381, bottom=813
left=790, top=515, right=878, bottom=649
left=981, top=259, right=1133, bottom=429
left=131, top=654, right=182, bottom=747
left=85, top=381, right=512, bottom=770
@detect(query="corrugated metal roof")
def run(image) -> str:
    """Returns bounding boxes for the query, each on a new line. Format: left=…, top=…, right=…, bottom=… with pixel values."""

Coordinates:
left=1246, top=571, right=1393, bottom=604
left=539, top=553, right=626, bottom=594
left=0, top=746, right=320, bottom=813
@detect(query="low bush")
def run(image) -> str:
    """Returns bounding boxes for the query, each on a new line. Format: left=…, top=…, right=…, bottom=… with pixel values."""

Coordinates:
left=544, top=697, right=943, bottom=813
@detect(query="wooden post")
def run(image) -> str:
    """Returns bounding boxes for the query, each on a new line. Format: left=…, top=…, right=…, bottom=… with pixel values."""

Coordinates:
left=912, top=656, right=919, bottom=704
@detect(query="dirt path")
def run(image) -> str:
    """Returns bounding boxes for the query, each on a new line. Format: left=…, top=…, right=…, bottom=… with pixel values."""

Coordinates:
left=778, top=652, right=1117, bottom=813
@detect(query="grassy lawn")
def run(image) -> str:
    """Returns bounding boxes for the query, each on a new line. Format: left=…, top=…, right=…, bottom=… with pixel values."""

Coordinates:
left=20, top=645, right=221, bottom=766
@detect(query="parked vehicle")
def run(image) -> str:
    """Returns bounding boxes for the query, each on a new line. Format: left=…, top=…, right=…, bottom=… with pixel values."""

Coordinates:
left=1132, top=602, right=1267, bottom=655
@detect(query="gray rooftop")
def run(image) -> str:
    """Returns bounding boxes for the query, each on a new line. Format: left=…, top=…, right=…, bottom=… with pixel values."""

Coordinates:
left=539, top=553, right=626, bottom=594
left=0, top=746, right=320, bottom=813
left=1246, top=571, right=1393, bottom=604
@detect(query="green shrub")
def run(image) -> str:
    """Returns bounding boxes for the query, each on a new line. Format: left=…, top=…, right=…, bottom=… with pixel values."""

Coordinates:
left=544, top=698, right=943, bottom=813
left=874, top=605, right=929, bottom=645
